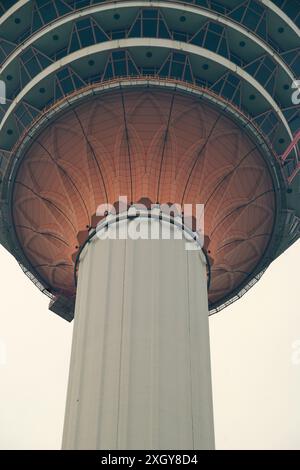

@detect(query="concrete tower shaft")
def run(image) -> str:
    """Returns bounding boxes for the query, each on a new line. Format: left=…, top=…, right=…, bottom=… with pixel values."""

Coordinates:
left=62, top=214, right=214, bottom=450
left=8, top=79, right=281, bottom=450
left=0, top=0, right=299, bottom=451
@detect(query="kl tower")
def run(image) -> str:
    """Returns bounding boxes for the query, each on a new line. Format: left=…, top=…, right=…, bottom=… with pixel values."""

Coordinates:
left=0, top=0, right=299, bottom=450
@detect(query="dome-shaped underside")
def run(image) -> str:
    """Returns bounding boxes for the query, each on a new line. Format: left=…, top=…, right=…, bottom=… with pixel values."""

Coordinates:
left=12, top=88, right=276, bottom=307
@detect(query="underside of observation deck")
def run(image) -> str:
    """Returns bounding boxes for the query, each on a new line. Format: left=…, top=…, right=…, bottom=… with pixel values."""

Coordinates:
left=0, top=0, right=299, bottom=319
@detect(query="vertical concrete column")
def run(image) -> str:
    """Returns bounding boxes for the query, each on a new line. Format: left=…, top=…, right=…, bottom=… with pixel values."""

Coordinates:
left=62, top=217, right=214, bottom=450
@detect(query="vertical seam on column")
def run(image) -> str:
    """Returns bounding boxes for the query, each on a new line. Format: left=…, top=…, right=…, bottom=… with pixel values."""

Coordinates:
left=150, top=238, right=159, bottom=449
left=186, top=253, right=195, bottom=450
left=150, top=240, right=154, bottom=449
left=95, top=240, right=112, bottom=449
left=116, top=239, right=127, bottom=449
left=74, top=244, right=94, bottom=449
left=125, top=240, right=133, bottom=448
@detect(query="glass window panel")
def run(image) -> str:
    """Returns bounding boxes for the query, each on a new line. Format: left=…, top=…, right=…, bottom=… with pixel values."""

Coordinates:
left=242, top=10, right=260, bottom=30
left=229, top=6, right=244, bottom=22
left=78, top=27, right=94, bottom=47
left=76, top=18, right=91, bottom=30
left=159, top=61, right=171, bottom=77
left=208, top=23, right=223, bottom=34
left=69, top=33, right=80, bottom=52
left=255, top=65, right=271, bottom=84
left=55, top=0, right=72, bottom=15
left=128, top=20, right=141, bottom=37
left=143, top=19, right=157, bottom=37
left=114, top=60, right=126, bottom=76
left=20, top=68, right=30, bottom=87
left=143, top=9, right=158, bottom=19
left=103, top=61, right=113, bottom=80
left=205, top=31, right=221, bottom=51
left=218, top=37, right=229, bottom=58
left=60, top=77, right=74, bottom=94
left=39, top=2, right=57, bottom=22
left=191, top=29, right=205, bottom=46
left=111, top=31, right=125, bottom=39
left=158, top=20, right=170, bottom=39
left=57, top=68, right=70, bottom=79
left=170, top=62, right=184, bottom=79
left=94, top=25, right=108, bottom=42
left=184, top=64, right=193, bottom=82
left=173, top=52, right=185, bottom=62
left=112, top=50, right=125, bottom=60
left=25, top=57, right=41, bottom=76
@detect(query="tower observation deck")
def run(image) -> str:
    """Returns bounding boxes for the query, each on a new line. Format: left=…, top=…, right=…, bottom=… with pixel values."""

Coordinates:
left=0, top=0, right=299, bottom=450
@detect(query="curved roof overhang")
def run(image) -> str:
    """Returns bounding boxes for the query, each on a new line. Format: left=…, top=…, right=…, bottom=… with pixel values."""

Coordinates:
left=1, top=0, right=299, bottom=37
left=0, top=38, right=294, bottom=150
left=0, top=1, right=297, bottom=78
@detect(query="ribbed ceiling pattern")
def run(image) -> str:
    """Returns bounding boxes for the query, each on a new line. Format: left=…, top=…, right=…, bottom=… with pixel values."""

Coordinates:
left=12, top=88, right=275, bottom=306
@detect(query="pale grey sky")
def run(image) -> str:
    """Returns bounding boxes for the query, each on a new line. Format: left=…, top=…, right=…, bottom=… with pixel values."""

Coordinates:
left=0, top=240, right=300, bottom=450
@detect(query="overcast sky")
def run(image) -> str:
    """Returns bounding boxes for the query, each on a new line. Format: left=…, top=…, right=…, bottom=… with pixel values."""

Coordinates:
left=0, top=240, right=300, bottom=450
